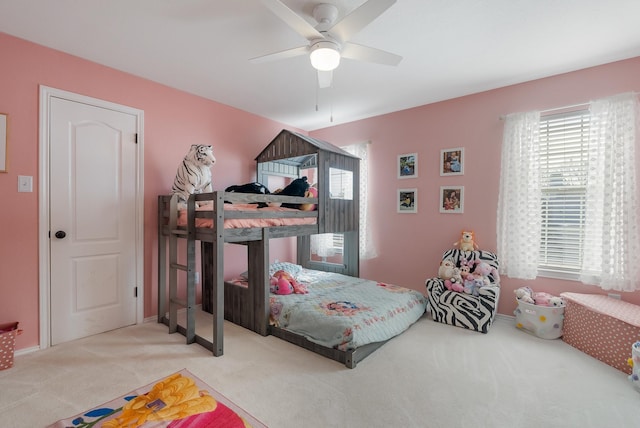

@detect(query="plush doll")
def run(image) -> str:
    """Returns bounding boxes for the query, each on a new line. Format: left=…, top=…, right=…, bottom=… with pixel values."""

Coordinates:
left=225, top=182, right=271, bottom=208
left=473, top=261, right=499, bottom=284
left=445, top=268, right=464, bottom=293
left=458, top=259, right=474, bottom=282
left=270, top=270, right=308, bottom=295
left=549, top=296, right=565, bottom=307
left=453, top=231, right=478, bottom=252
left=514, top=286, right=535, bottom=304
left=269, top=275, right=293, bottom=295
left=463, top=276, right=484, bottom=296
left=171, top=144, right=216, bottom=210
left=300, top=186, right=318, bottom=211
left=438, top=258, right=464, bottom=292
left=438, top=258, right=456, bottom=280
left=533, top=292, right=556, bottom=307
left=277, top=176, right=310, bottom=209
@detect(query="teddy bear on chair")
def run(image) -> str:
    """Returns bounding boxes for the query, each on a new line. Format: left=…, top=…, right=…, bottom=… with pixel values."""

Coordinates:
left=438, top=258, right=464, bottom=292
left=453, top=231, right=478, bottom=252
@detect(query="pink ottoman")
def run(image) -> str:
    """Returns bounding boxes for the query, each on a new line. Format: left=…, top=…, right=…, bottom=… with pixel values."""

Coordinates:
left=561, top=293, right=640, bottom=374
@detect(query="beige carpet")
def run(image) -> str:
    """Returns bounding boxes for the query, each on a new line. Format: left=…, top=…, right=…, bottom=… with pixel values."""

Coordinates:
left=1, top=313, right=638, bottom=428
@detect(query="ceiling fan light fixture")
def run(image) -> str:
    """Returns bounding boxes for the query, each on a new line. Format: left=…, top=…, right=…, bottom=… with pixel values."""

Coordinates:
left=309, top=41, right=341, bottom=71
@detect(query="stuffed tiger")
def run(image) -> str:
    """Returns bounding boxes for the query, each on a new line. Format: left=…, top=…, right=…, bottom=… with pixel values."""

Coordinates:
left=171, top=144, right=216, bottom=210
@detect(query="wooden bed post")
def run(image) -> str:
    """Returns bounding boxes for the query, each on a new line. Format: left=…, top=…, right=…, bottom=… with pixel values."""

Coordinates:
left=157, top=196, right=167, bottom=323
left=247, top=229, right=270, bottom=336
left=211, top=192, right=225, bottom=356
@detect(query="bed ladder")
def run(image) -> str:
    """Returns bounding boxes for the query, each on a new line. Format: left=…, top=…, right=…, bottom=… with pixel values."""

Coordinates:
left=166, top=196, right=197, bottom=345
left=163, top=194, right=225, bottom=357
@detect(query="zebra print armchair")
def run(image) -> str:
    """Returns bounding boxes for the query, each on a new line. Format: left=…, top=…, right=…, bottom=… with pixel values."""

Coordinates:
left=425, top=249, right=500, bottom=333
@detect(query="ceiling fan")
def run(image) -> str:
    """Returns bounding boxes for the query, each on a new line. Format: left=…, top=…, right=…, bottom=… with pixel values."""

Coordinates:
left=251, top=0, right=402, bottom=88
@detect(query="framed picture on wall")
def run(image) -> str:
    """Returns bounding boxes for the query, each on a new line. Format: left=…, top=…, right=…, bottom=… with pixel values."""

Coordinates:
left=397, top=188, right=417, bottom=213
left=439, top=186, right=464, bottom=213
left=440, top=147, right=464, bottom=176
left=398, top=153, right=417, bottom=179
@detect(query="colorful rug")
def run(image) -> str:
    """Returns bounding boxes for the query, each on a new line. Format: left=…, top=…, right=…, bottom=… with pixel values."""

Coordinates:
left=47, top=369, right=267, bottom=427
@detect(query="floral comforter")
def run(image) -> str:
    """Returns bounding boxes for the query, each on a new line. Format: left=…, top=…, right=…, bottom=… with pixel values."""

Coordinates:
left=269, top=269, right=427, bottom=351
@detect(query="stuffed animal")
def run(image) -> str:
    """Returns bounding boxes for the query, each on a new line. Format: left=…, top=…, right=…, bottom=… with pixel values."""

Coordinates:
left=533, top=292, right=555, bottom=307
left=269, top=270, right=308, bottom=295
left=463, top=276, right=484, bottom=296
left=458, top=259, right=474, bottom=282
left=473, top=261, right=499, bottom=284
left=438, top=258, right=464, bottom=292
left=438, top=258, right=456, bottom=280
left=453, top=231, right=478, bottom=252
left=276, top=176, right=310, bottom=209
left=300, top=186, right=318, bottom=211
left=269, top=275, right=293, bottom=295
left=225, top=182, right=270, bottom=208
left=514, top=286, right=535, bottom=304
left=171, top=144, right=216, bottom=210
left=549, top=296, right=565, bottom=307
left=445, top=268, right=465, bottom=293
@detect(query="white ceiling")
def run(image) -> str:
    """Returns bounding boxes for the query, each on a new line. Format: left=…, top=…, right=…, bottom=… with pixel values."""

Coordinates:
left=2, top=0, right=640, bottom=131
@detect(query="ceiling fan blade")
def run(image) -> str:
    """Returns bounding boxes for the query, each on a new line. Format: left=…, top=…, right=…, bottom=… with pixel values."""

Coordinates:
left=329, top=0, right=397, bottom=43
left=341, top=42, right=402, bottom=66
left=317, top=70, right=333, bottom=88
left=260, top=0, right=324, bottom=41
left=250, top=45, right=309, bottom=64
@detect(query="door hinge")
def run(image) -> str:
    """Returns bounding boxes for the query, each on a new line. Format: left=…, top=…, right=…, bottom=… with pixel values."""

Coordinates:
left=135, top=133, right=138, bottom=144
left=134, top=286, right=138, bottom=298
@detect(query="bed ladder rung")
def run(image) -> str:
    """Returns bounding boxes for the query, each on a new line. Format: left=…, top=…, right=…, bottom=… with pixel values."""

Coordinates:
left=170, top=297, right=188, bottom=307
left=170, top=263, right=188, bottom=271
left=171, top=229, right=188, bottom=236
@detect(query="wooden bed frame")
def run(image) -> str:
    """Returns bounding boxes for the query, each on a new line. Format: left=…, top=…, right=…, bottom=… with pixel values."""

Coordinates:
left=157, top=130, right=388, bottom=368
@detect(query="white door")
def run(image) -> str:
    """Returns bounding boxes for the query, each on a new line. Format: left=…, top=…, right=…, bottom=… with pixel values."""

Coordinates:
left=49, top=96, right=139, bottom=345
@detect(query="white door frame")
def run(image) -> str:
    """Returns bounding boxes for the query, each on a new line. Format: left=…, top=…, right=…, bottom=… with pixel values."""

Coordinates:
left=38, top=86, right=145, bottom=349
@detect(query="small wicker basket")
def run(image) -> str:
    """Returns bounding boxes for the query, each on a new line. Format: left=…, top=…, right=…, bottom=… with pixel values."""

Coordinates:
left=0, top=322, right=21, bottom=370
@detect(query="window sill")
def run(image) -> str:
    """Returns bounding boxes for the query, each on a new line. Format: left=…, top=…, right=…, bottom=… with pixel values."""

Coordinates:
left=537, top=268, right=580, bottom=282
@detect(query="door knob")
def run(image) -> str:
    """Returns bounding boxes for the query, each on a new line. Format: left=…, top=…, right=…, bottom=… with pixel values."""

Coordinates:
left=54, top=230, right=66, bottom=239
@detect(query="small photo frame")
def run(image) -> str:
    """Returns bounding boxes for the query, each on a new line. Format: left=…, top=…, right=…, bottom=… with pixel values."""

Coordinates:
left=398, top=153, right=417, bottom=179
left=397, top=188, right=417, bottom=213
left=440, top=147, right=464, bottom=176
left=439, top=186, right=464, bottom=213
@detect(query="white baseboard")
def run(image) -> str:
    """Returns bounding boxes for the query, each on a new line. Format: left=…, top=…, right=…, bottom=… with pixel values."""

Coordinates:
left=14, top=345, right=40, bottom=357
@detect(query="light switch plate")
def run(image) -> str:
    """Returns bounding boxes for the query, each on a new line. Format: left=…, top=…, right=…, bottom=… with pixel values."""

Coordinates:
left=18, top=175, right=33, bottom=192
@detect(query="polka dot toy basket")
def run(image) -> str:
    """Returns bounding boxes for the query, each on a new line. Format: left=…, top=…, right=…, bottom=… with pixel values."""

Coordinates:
left=0, top=322, right=20, bottom=370
left=514, top=300, right=565, bottom=339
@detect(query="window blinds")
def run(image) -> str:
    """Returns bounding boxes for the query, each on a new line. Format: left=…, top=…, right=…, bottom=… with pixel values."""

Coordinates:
left=538, top=110, right=590, bottom=273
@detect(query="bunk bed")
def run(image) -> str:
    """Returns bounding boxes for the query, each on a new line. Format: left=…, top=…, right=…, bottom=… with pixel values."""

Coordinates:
left=157, top=130, right=426, bottom=368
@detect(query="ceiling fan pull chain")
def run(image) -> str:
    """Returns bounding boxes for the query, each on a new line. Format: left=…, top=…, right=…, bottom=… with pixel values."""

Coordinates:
left=330, top=87, right=334, bottom=123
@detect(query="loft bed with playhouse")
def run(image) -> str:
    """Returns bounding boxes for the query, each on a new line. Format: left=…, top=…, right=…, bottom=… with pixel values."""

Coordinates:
left=157, top=130, right=426, bottom=368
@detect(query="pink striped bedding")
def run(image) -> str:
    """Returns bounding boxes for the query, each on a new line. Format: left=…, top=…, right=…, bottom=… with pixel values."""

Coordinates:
left=177, top=203, right=316, bottom=229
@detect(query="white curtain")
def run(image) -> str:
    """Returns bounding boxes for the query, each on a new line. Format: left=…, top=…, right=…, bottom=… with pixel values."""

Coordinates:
left=580, top=93, right=640, bottom=291
left=344, top=142, right=378, bottom=260
left=497, top=111, right=542, bottom=279
left=310, top=233, right=336, bottom=258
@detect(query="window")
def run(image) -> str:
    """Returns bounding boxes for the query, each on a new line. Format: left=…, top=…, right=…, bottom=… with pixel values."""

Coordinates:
left=538, top=110, right=590, bottom=277
left=498, top=93, right=639, bottom=291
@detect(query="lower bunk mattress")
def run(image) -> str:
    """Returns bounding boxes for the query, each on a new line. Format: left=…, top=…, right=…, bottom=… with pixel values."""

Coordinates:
left=230, top=265, right=427, bottom=351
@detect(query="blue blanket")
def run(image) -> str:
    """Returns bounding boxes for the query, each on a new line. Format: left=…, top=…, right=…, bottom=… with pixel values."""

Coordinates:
left=269, top=269, right=427, bottom=351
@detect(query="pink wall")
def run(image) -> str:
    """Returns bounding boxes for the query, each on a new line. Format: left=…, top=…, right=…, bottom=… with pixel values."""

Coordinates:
left=311, top=56, right=640, bottom=316
left=0, top=33, right=296, bottom=351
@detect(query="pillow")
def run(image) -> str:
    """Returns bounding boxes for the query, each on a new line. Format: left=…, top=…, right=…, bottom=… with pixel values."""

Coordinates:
left=269, top=261, right=303, bottom=278
left=238, top=261, right=303, bottom=280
